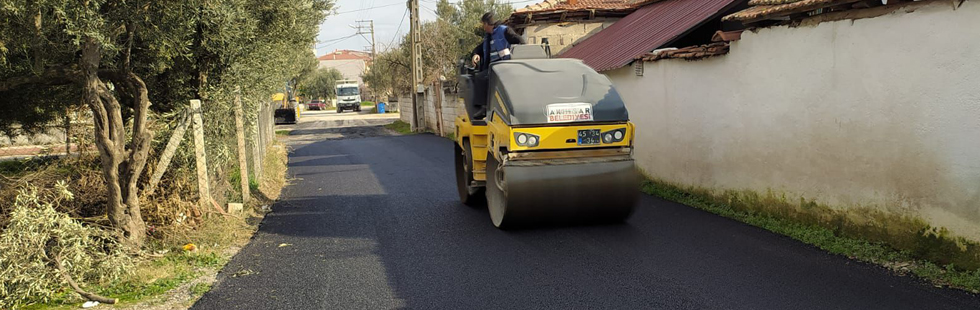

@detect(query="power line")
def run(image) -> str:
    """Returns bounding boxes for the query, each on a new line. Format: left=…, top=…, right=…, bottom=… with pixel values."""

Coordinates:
left=319, top=33, right=359, bottom=44
left=333, top=2, right=403, bottom=15
left=353, top=20, right=377, bottom=57
left=316, top=33, right=360, bottom=49
left=385, top=9, right=409, bottom=50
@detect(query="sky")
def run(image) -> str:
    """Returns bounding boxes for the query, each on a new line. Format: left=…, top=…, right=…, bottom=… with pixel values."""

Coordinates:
left=314, top=0, right=539, bottom=57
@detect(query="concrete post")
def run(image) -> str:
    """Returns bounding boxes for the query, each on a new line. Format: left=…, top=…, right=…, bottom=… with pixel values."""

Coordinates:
left=145, top=109, right=190, bottom=197
left=234, top=89, right=250, bottom=203
left=189, top=99, right=211, bottom=209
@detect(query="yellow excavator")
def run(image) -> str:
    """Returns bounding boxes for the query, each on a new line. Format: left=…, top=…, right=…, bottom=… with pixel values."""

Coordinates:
left=273, top=92, right=299, bottom=124
left=454, top=45, right=639, bottom=228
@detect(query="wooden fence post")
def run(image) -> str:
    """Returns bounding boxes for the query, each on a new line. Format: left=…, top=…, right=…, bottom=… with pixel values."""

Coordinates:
left=234, top=88, right=250, bottom=203
left=189, top=99, right=212, bottom=209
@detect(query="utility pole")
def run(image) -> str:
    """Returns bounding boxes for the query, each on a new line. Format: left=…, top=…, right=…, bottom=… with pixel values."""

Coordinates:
left=355, top=20, right=378, bottom=102
left=354, top=20, right=377, bottom=58
left=408, top=0, right=425, bottom=132
left=370, top=20, right=376, bottom=58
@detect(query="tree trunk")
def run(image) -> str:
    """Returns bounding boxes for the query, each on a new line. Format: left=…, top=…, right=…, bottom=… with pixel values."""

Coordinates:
left=80, top=36, right=148, bottom=248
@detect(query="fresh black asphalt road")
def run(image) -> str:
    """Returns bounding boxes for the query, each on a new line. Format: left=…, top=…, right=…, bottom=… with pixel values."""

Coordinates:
left=193, top=112, right=980, bottom=309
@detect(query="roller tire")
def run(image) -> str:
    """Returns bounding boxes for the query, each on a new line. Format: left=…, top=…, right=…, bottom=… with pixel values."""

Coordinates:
left=486, top=152, right=511, bottom=228
left=455, top=141, right=484, bottom=206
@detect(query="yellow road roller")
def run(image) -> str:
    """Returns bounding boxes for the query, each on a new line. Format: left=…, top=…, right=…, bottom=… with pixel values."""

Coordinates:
left=454, top=45, right=639, bottom=228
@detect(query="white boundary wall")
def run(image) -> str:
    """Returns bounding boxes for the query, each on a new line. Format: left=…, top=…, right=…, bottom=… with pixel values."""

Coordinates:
left=606, top=1, right=980, bottom=240
left=398, top=87, right=460, bottom=136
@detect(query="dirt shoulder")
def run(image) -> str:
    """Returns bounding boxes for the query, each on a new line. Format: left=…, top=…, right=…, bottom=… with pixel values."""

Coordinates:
left=106, top=140, right=289, bottom=310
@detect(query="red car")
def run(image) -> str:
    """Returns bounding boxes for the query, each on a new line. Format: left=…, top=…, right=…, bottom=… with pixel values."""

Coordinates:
left=308, top=100, right=326, bottom=110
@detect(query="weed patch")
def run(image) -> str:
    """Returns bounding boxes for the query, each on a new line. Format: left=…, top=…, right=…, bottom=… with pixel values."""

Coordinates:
left=384, top=120, right=413, bottom=135
left=0, top=156, right=60, bottom=177
left=189, top=282, right=211, bottom=296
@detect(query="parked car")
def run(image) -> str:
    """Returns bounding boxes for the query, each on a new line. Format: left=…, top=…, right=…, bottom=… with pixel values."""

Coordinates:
left=308, top=100, right=326, bottom=111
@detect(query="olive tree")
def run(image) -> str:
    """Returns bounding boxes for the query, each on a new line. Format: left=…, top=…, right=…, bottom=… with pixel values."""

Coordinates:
left=298, top=68, right=344, bottom=101
left=0, top=1, right=188, bottom=247
left=0, top=0, right=332, bottom=247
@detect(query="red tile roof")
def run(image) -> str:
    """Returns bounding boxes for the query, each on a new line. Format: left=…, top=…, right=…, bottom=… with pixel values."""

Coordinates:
left=723, top=0, right=863, bottom=23
left=711, top=30, right=743, bottom=42
left=560, top=0, right=741, bottom=72
left=515, top=0, right=645, bottom=13
left=317, top=50, right=372, bottom=61
left=636, top=42, right=731, bottom=62
left=509, top=0, right=652, bottom=25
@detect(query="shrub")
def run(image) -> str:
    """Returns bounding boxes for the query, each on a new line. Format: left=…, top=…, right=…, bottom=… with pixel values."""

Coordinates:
left=0, top=183, right=132, bottom=308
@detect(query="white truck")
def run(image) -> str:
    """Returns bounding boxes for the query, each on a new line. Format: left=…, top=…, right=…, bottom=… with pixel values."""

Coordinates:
left=335, top=80, right=361, bottom=113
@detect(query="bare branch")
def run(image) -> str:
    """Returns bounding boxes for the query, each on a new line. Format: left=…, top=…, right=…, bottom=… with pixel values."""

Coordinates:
left=123, top=72, right=153, bottom=202
left=379, top=57, right=411, bottom=70
left=53, top=253, right=117, bottom=304
left=0, top=67, right=79, bottom=92
left=120, top=23, right=135, bottom=72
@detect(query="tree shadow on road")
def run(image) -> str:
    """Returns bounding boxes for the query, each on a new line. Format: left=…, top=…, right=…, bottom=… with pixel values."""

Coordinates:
left=193, top=134, right=980, bottom=310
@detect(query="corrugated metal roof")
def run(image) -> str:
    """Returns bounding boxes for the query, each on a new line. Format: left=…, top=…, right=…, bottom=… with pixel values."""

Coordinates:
left=560, top=0, right=741, bottom=72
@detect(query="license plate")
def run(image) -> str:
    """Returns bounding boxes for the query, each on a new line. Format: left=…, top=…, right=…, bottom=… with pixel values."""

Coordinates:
left=578, top=129, right=601, bottom=145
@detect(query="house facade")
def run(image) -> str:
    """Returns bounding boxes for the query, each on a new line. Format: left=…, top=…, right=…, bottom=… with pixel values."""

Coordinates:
left=507, top=0, right=647, bottom=56
left=317, top=50, right=372, bottom=86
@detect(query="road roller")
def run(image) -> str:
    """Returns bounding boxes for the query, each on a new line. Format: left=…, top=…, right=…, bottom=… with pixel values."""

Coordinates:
left=453, top=45, right=639, bottom=228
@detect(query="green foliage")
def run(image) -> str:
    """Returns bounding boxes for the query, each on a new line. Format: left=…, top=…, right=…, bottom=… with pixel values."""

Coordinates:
left=0, top=0, right=335, bottom=160
left=0, top=184, right=132, bottom=308
left=365, top=0, right=513, bottom=99
left=298, top=68, right=344, bottom=100
left=641, top=179, right=980, bottom=292
left=0, top=0, right=336, bottom=305
left=0, top=157, right=60, bottom=177
left=433, top=0, right=514, bottom=78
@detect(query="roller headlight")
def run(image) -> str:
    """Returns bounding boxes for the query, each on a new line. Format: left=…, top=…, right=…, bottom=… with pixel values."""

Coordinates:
left=601, top=128, right=627, bottom=144
left=513, top=132, right=540, bottom=147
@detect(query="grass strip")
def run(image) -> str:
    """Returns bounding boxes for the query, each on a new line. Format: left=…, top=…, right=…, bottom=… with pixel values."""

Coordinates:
left=384, top=120, right=413, bottom=135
